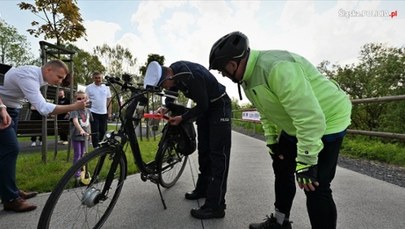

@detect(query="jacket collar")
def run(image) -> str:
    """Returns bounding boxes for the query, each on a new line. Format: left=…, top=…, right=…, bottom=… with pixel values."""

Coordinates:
left=242, top=49, right=259, bottom=82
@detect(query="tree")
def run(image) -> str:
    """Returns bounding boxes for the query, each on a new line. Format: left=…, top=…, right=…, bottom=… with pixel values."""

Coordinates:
left=139, top=54, right=165, bottom=76
left=64, top=44, right=105, bottom=85
left=320, top=43, right=405, bottom=133
left=18, top=0, right=86, bottom=46
left=0, top=19, right=34, bottom=66
left=330, top=43, right=405, bottom=99
left=93, top=44, right=137, bottom=77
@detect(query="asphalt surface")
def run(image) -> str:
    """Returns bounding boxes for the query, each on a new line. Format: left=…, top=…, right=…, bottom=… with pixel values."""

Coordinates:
left=1, top=131, right=404, bottom=228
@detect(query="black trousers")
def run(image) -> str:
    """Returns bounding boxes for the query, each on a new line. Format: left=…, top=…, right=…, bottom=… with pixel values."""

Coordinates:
left=272, top=131, right=345, bottom=229
left=90, top=112, right=108, bottom=148
left=30, top=110, right=42, bottom=142
left=57, top=115, right=68, bottom=141
left=195, top=95, right=232, bottom=209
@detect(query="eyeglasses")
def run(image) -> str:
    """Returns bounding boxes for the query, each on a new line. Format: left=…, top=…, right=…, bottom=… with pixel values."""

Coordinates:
left=76, top=98, right=85, bottom=101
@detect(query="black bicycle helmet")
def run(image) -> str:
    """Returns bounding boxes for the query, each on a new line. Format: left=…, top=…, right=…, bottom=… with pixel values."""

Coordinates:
left=209, top=31, right=249, bottom=70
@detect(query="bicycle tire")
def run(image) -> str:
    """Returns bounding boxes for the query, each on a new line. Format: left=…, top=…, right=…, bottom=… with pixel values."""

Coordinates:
left=156, top=140, right=188, bottom=188
left=38, top=146, right=126, bottom=229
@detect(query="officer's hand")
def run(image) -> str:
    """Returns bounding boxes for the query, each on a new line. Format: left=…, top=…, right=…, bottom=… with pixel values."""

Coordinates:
left=267, top=143, right=284, bottom=160
left=155, top=106, right=168, bottom=114
left=169, top=115, right=182, bottom=126
left=296, top=162, right=319, bottom=191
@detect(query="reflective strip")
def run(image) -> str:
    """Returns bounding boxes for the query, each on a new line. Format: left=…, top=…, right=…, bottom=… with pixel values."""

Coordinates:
left=210, top=92, right=226, bottom=103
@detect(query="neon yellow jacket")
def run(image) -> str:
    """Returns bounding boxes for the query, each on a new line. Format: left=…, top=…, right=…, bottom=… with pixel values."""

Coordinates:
left=242, top=50, right=352, bottom=165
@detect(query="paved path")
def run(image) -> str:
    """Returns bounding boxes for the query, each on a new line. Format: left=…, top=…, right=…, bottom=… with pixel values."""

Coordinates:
left=1, top=131, right=404, bottom=228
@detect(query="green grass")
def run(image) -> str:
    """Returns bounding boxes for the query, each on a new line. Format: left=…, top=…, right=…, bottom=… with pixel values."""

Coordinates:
left=17, top=121, right=404, bottom=192
left=16, top=137, right=160, bottom=193
left=340, top=136, right=405, bottom=166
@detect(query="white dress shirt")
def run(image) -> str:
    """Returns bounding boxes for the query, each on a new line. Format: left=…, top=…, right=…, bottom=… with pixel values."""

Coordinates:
left=0, top=65, right=56, bottom=115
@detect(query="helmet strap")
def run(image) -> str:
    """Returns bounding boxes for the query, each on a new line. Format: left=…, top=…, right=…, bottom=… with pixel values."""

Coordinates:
left=229, top=59, right=241, bottom=83
left=237, top=82, right=243, bottom=100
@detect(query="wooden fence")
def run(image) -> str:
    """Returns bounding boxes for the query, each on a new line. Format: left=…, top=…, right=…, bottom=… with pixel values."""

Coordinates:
left=233, top=95, right=405, bottom=141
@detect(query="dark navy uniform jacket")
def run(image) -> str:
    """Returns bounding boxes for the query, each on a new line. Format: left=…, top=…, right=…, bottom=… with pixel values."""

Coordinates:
left=167, top=61, right=227, bottom=121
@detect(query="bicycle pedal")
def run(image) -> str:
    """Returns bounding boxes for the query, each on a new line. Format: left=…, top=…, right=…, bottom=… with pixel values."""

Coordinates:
left=140, top=173, right=147, bottom=182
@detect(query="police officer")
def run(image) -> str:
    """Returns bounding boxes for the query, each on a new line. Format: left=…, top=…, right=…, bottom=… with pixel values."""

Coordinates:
left=144, top=61, right=232, bottom=219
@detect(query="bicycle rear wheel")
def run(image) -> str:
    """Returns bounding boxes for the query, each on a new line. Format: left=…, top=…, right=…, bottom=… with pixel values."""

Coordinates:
left=156, top=140, right=188, bottom=188
left=38, top=146, right=126, bottom=229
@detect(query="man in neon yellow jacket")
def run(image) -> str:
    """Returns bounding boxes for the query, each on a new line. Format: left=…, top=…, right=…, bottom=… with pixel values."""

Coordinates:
left=209, top=31, right=351, bottom=229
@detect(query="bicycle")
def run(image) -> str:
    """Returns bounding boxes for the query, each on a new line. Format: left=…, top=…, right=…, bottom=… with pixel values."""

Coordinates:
left=38, top=73, right=196, bottom=229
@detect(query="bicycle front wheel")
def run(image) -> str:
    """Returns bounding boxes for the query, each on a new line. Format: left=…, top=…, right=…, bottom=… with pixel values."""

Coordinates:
left=156, top=140, right=188, bottom=188
left=38, top=146, right=126, bottom=229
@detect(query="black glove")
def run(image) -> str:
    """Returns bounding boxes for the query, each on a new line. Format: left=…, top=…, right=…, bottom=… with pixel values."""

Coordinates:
left=296, top=162, right=319, bottom=191
left=267, top=143, right=282, bottom=159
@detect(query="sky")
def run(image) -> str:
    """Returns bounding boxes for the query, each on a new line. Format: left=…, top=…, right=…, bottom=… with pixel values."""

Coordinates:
left=1, top=0, right=404, bottom=104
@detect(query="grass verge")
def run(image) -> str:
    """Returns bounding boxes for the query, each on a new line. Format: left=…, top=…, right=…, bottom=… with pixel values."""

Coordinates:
left=16, top=137, right=160, bottom=193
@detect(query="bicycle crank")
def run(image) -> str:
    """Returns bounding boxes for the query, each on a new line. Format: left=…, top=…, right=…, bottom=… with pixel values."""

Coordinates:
left=140, top=173, right=159, bottom=184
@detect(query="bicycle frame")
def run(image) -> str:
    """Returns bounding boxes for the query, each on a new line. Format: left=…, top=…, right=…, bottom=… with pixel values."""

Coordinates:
left=101, top=76, right=193, bottom=181
left=37, top=75, right=195, bottom=228
left=99, top=78, right=156, bottom=174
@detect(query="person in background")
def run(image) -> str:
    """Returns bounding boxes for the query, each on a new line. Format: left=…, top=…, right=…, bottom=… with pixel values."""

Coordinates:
left=85, top=72, right=112, bottom=148
left=144, top=60, right=232, bottom=219
left=29, top=104, right=43, bottom=147
left=209, top=31, right=352, bottom=229
left=57, top=88, right=70, bottom=145
left=69, top=91, right=92, bottom=185
left=0, top=60, right=88, bottom=212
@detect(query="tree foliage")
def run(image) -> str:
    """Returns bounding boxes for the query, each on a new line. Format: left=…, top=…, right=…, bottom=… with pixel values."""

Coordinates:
left=18, top=0, right=86, bottom=45
left=93, top=44, right=137, bottom=77
left=318, top=43, right=405, bottom=133
left=63, top=44, right=105, bottom=85
left=139, top=54, right=165, bottom=76
left=0, top=19, right=34, bottom=66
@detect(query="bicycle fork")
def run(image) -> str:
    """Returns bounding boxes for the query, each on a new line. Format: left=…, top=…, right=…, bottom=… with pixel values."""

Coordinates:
left=82, top=151, right=123, bottom=207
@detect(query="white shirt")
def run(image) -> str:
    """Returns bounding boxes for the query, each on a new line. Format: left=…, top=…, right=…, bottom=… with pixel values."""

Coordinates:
left=0, top=65, right=56, bottom=115
left=85, top=83, right=111, bottom=114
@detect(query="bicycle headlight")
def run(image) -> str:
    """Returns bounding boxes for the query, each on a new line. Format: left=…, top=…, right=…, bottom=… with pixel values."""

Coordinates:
left=104, top=131, right=113, bottom=139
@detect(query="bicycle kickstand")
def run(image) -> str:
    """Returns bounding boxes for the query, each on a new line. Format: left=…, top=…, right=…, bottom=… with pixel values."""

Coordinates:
left=156, top=183, right=167, bottom=210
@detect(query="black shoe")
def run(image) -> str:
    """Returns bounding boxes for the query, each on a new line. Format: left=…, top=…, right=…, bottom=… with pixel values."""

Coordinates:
left=249, top=214, right=292, bottom=229
left=185, top=190, right=207, bottom=200
left=190, top=205, right=225, bottom=219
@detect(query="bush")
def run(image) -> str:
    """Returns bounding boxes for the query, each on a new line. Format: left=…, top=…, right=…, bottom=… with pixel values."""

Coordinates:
left=341, top=136, right=405, bottom=166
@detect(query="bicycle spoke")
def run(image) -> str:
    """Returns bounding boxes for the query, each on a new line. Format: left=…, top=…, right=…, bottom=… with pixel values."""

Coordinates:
left=157, top=141, right=188, bottom=188
left=38, top=147, right=126, bottom=229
